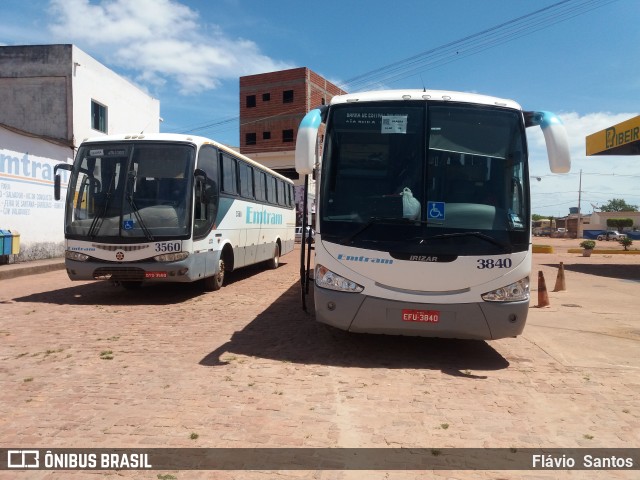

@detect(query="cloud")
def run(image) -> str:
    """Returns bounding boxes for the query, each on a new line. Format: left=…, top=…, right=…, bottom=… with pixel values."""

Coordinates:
left=527, top=111, right=640, bottom=216
left=47, top=0, right=292, bottom=94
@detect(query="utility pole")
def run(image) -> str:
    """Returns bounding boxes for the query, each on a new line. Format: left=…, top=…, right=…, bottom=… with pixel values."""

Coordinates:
left=577, top=169, right=583, bottom=238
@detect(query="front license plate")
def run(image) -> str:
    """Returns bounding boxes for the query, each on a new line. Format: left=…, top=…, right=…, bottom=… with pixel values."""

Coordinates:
left=145, top=271, right=167, bottom=278
left=402, top=309, right=440, bottom=323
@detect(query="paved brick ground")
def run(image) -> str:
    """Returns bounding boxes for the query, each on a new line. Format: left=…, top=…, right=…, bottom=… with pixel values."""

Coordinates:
left=1, top=242, right=638, bottom=479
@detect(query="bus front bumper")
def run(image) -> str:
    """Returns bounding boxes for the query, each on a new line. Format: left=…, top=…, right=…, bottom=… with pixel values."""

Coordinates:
left=64, top=251, right=217, bottom=284
left=314, top=286, right=528, bottom=340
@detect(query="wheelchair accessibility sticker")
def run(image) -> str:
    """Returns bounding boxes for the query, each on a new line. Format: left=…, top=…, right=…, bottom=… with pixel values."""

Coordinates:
left=427, top=201, right=445, bottom=220
left=123, top=220, right=135, bottom=230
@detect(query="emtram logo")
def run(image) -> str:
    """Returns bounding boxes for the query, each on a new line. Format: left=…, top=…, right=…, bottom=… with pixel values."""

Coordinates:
left=7, top=450, right=39, bottom=468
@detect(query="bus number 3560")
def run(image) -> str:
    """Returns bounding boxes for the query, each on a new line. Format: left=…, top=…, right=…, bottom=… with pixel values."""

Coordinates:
left=155, top=242, right=181, bottom=253
left=477, top=258, right=512, bottom=269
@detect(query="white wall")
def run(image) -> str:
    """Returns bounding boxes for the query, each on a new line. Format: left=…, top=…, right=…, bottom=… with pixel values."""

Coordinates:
left=0, top=125, right=73, bottom=260
left=0, top=45, right=162, bottom=261
left=590, top=211, right=640, bottom=230
left=72, top=46, right=160, bottom=142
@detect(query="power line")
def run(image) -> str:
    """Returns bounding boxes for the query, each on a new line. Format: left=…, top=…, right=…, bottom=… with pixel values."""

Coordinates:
left=339, top=0, right=616, bottom=91
left=168, top=0, right=616, bottom=137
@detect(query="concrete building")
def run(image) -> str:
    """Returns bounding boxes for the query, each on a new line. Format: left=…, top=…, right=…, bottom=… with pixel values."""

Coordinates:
left=0, top=44, right=160, bottom=261
left=555, top=210, right=640, bottom=240
left=583, top=210, right=640, bottom=240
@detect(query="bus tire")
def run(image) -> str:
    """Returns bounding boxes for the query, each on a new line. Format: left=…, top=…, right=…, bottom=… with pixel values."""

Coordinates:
left=268, top=243, right=280, bottom=270
left=204, top=258, right=225, bottom=291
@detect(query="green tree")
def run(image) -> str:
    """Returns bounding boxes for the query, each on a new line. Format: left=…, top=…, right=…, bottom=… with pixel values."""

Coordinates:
left=600, top=198, right=639, bottom=212
left=606, top=218, right=634, bottom=230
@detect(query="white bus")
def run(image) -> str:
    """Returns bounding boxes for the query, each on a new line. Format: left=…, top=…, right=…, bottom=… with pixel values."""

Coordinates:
left=54, top=134, right=295, bottom=290
left=296, top=89, right=570, bottom=339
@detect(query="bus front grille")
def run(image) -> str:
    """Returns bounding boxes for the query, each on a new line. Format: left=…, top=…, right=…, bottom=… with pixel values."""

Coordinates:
left=93, top=267, right=145, bottom=281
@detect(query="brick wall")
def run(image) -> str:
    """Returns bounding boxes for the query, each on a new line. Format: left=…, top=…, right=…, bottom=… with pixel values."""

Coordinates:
left=239, top=67, right=346, bottom=155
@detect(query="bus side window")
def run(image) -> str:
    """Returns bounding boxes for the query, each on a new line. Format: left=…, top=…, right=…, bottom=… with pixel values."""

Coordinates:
left=239, top=162, right=254, bottom=199
left=266, top=175, right=277, bottom=204
left=194, top=145, right=219, bottom=239
left=220, top=153, right=238, bottom=195
left=254, top=170, right=266, bottom=202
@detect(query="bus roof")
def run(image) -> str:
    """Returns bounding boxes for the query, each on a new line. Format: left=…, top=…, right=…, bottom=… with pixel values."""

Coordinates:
left=78, top=133, right=294, bottom=184
left=328, top=89, right=522, bottom=110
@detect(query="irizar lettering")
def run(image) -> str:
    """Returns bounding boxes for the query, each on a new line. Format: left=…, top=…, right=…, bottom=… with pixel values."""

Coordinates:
left=409, top=255, right=439, bottom=262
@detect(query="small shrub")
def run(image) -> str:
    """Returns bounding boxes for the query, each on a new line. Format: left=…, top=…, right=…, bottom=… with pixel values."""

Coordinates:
left=618, top=237, right=633, bottom=251
left=579, top=240, right=596, bottom=250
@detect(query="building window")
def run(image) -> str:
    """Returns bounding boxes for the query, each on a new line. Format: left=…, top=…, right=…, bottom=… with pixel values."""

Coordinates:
left=282, top=129, right=294, bottom=142
left=246, top=95, right=256, bottom=108
left=262, top=93, right=271, bottom=102
left=91, top=100, right=107, bottom=133
left=283, top=90, right=294, bottom=103
left=245, top=133, right=256, bottom=145
left=263, top=131, right=271, bottom=140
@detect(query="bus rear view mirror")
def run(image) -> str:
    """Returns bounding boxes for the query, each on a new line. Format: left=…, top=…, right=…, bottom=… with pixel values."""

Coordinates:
left=53, top=163, right=72, bottom=200
left=54, top=174, right=62, bottom=201
left=525, top=111, right=571, bottom=174
left=295, top=108, right=324, bottom=175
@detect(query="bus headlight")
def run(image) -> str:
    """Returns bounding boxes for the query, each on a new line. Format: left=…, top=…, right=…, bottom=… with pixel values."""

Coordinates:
left=481, top=277, right=529, bottom=302
left=315, top=264, right=364, bottom=293
left=65, top=251, right=89, bottom=262
left=153, top=252, right=189, bottom=262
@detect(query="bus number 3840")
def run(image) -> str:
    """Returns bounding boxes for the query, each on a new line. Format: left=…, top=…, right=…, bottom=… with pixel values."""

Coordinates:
left=476, top=258, right=513, bottom=269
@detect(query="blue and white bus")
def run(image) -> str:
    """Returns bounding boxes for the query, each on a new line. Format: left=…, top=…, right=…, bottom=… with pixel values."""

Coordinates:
left=296, top=89, right=570, bottom=339
left=54, top=134, right=295, bottom=290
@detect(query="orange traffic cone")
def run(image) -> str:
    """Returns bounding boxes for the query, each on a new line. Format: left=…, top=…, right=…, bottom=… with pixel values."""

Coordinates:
left=553, top=262, right=566, bottom=292
left=537, top=270, right=550, bottom=307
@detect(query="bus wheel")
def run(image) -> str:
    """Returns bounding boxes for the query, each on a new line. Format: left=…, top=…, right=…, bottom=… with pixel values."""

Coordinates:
left=268, top=243, right=280, bottom=269
left=204, top=258, right=225, bottom=291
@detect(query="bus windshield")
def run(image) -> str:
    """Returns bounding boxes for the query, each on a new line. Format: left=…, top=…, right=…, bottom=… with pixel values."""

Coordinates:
left=320, top=101, right=529, bottom=255
left=64, top=142, right=195, bottom=241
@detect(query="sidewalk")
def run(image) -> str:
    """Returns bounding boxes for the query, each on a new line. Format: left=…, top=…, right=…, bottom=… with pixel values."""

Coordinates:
left=0, top=257, right=65, bottom=281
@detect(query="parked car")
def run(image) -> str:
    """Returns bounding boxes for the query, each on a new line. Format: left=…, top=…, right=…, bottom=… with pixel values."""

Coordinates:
left=533, top=228, right=552, bottom=237
left=295, top=226, right=315, bottom=243
left=550, top=228, right=568, bottom=238
left=597, top=230, right=627, bottom=241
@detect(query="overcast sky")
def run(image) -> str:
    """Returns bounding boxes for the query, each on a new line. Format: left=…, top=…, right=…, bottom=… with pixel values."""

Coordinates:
left=1, top=0, right=638, bottom=217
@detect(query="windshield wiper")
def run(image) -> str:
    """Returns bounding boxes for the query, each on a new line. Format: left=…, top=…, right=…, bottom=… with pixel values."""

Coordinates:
left=418, top=231, right=509, bottom=251
left=125, top=195, right=154, bottom=241
left=340, top=217, right=428, bottom=245
left=87, top=173, right=116, bottom=239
